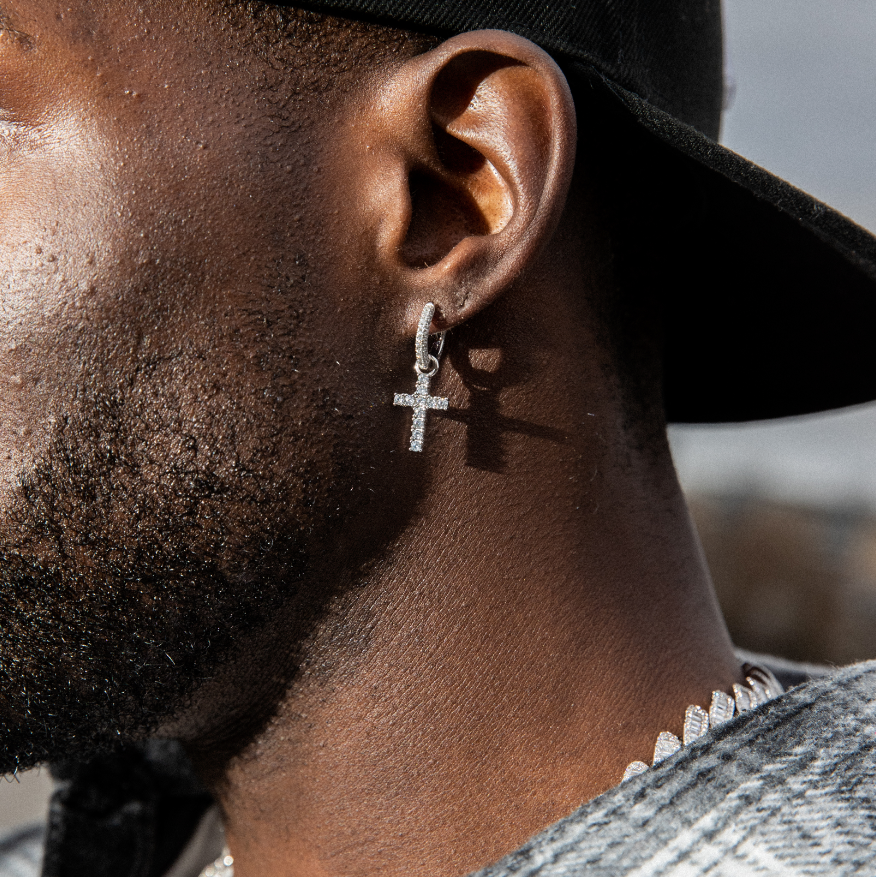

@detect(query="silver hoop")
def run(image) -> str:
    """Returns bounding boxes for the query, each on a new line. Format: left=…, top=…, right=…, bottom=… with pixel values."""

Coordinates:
left=393, top=302, right=450, bottom=452
left=415, top=303, right=447, bottom=373
left=415, top=354, right=440, bottom=378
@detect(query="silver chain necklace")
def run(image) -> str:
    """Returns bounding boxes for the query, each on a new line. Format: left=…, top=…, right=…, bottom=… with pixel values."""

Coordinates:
left=621, top=663, right=783, bottom=782
left=197, top=663, right=784, bottom=877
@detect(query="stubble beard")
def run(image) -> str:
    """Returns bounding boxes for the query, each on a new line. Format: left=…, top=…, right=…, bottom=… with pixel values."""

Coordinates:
left=0, top=357, right=355, bottom=775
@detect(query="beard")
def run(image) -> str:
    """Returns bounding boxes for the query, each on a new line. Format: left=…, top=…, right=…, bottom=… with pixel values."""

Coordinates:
left=0, top=353, right=362, bottom=775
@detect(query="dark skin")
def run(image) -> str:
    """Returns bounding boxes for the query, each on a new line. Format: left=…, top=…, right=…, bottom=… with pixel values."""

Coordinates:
left=0, top=2, right=741, bottom=875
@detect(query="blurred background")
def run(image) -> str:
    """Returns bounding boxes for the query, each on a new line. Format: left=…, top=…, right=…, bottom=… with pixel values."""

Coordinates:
left=2, top=0, right=876, bottom=836
left=670, top=0, right=876, bottom=668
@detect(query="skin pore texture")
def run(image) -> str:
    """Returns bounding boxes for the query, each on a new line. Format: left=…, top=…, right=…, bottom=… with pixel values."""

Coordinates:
left=0, top=2, right=742, bottom=876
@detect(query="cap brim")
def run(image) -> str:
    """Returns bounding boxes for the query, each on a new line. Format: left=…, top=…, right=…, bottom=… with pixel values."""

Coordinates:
left=571, top=63, right=876, bottom=424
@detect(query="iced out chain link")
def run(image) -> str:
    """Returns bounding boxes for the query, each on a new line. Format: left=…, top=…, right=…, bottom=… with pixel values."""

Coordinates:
left=621, top=663, right=784, bottom=782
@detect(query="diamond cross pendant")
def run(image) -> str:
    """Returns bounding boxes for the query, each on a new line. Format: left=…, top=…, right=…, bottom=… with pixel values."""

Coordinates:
left=394, top=371, right=448, bottom=452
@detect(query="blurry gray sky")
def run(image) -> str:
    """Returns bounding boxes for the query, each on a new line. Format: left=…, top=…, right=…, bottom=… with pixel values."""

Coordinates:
left=721, top=0, right=876, bottom=233
left=669, top=0, right=876, bottom=508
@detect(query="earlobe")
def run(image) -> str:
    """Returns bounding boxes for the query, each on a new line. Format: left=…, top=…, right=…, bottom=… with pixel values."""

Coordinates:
left=359, top=30, right=577, bottom=335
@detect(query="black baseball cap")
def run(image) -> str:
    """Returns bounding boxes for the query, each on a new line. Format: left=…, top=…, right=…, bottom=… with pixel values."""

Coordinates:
left=276, top=0, right=876, bottom=423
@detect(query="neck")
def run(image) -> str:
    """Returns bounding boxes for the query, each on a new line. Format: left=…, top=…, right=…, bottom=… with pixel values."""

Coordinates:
left=209, top=262, right=740, bottom=877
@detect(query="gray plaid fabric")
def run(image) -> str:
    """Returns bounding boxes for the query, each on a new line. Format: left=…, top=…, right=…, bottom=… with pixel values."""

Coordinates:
left=471, top=661, right=876, bottom=876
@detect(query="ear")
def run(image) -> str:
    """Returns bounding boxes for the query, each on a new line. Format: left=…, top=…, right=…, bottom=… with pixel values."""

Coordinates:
left=354, top=30, right=576, bottom=334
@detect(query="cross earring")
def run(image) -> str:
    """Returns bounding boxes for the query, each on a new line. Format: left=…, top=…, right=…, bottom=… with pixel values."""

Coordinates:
left=393, top=303, right=448, bottom=452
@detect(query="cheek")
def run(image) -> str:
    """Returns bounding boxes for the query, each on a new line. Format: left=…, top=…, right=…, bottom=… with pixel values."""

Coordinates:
left=0, top=112, right=122, bottom=493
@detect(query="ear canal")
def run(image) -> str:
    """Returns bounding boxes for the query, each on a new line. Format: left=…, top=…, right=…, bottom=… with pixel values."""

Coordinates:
left=401, top=120, right=512, bottom=269
left=401, top=166, right=492, bottom=268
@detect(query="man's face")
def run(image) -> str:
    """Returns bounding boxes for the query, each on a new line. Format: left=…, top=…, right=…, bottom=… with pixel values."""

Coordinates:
left=0, top=0, right=407, bottom=771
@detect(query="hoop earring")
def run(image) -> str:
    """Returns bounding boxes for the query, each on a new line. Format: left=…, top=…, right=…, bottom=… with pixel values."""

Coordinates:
left=393, top=303, right=448, bottom=452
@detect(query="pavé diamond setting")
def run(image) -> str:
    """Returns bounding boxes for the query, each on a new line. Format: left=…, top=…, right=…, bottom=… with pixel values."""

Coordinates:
left=393, top=302, right=448, bottom=452
left=394, top=370, right=449, bottom=452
